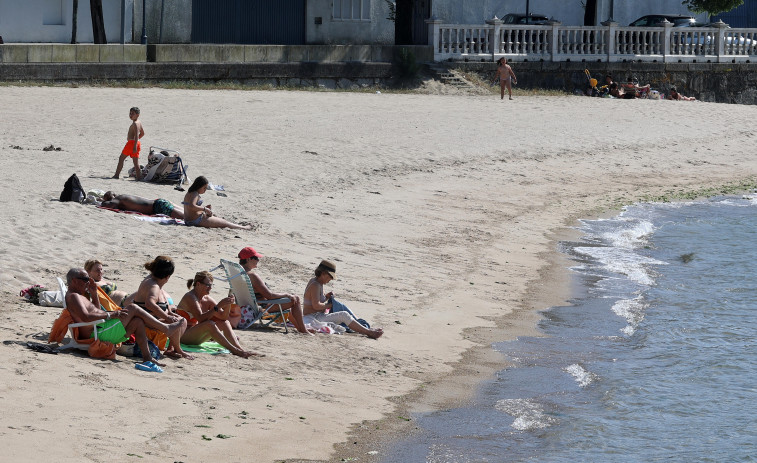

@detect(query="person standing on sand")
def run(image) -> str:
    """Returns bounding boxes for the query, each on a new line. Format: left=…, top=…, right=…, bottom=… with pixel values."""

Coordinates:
left=492, top=57, right=517, bottom=100
left=113, top=107, right=144, bottom=180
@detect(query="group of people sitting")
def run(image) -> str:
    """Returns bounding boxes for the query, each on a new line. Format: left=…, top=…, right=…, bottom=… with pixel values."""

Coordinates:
left=100, top=175, right=252, bottom=230
left=51, top=250, right=383, bottom=373
left=590, top=74, right=695, bottom=101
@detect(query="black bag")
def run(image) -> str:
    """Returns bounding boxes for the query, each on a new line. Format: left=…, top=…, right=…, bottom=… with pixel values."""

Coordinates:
left=60, top=173, right=85, bottom=203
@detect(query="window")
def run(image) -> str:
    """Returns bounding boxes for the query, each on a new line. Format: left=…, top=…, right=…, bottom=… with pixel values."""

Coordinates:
left=333, top=0, right=370, bottom=21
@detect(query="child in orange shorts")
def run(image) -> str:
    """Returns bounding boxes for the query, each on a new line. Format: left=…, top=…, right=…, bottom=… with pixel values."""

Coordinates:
left=113, top=107, right=145, bottom=180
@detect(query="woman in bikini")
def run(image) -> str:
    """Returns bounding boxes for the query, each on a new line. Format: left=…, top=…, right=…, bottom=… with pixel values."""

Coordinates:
left=123, top=256, right=190, bottom=359
left=303, top=260, right=383, bottom=339
left=182, top=176, right=252, bottom=230
left=176, top=271, right=260, bottom=358
left=84, top=259, right=128, bottom=305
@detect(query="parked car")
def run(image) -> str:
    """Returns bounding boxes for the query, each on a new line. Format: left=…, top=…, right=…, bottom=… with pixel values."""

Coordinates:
left=629, top=15, right=696, bottom=27
left=502, top=13, right=551, bottom=25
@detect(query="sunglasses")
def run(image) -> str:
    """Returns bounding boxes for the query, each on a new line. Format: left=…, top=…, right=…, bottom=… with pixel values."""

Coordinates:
left=75, top=276, right=90, bottom=282
left=199, top=281, right=213, bottom=288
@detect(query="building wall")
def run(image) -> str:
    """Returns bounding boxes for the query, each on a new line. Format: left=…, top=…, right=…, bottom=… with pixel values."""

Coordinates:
left=134, top=0, right=192, bottom=44
left=306, top=0, right=394, bottom=44
left=0, top=0, right=133, bottom=43
left=431, top=0, right=706, bottom=27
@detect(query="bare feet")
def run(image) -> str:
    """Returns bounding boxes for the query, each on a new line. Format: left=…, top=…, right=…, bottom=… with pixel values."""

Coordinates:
left=367, top=328, right=384, bottom=339
left=163, top=349, right=181, bottom=359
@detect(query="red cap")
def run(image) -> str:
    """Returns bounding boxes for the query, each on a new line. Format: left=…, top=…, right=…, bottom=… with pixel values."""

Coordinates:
left=238, top=247, right=263, bottom=260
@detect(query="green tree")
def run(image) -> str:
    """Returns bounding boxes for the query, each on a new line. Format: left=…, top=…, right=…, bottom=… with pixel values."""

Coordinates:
left=682, top=0, right=744, bottom=16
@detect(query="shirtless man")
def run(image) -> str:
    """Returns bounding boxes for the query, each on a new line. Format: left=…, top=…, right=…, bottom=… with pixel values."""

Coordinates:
left=113, top=107, right=145, bottom=180
left=64, top=267, right=185, bottom=372
left=493, top=57, right=518, bottom=100
left=101, top=191, right=184, bottom=219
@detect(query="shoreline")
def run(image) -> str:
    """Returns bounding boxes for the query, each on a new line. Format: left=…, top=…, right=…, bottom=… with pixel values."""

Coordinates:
left=1, top=87, right=755, bottom=462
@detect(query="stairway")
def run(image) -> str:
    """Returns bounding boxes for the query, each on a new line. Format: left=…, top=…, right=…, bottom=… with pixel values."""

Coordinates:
left=428, top=64, right=476, bottom=90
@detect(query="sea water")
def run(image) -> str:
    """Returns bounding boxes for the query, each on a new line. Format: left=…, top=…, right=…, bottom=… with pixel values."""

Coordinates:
left=381, top=194, right=757, bottom=463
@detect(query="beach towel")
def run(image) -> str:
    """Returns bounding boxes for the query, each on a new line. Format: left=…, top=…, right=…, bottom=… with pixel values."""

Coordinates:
left=180, top=341, right=230, bottom=355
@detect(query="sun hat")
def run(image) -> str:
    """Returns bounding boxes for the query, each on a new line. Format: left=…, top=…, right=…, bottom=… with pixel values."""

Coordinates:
left=238, top=247, right=263, bottom=260
left=317, top=260, right=337, bottom=279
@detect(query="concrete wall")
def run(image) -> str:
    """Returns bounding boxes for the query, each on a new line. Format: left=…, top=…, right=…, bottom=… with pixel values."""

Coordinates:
left=0, top=0, right=133, bottom=43
left=133, top=0, right=192, bottom=44
left=431, top=0, right=707, bottom=27
left=307, top=0, right=394, bottom=44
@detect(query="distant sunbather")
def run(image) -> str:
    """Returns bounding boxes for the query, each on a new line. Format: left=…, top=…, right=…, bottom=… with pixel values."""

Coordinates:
left=84, top=259, right=128, bottom=305
left=182, top=176, right=251, bottom=230
left=668, top=86, right=696, bottom=101
left=176, top=271, right=260, bottom=358
left=63, top=267, right=185, bottom=371
left=101, top=191, right=184, bottom=219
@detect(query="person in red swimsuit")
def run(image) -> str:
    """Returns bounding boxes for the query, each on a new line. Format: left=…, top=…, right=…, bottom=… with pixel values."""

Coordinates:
left=113, top=107, right=145, bottom=180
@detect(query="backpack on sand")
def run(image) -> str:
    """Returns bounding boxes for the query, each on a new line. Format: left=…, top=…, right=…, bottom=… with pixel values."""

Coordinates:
left=60, top=173, right=85, bottom=203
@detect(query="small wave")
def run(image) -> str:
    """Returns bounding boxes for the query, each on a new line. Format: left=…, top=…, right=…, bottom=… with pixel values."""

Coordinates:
left=495, top=398, right=557, bottom=431
left=573, top=246, right=665, bottom=285
left=611, top=295, right=647, bottom=335
left=601, top=218, right=656, bottom=249
left=564, top=363, right=597, bottom=387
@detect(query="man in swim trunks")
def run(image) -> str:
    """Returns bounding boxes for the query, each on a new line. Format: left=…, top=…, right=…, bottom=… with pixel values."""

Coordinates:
left=492, top=57, right=517, bottom=100
left=64, top=267, right=185, bottom=371
left=113, top=106, right=145, bottom=180
left=101, top=191, right=184, bottom=219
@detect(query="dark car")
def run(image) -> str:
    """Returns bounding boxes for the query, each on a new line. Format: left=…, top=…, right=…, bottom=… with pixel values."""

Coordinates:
left=629, top=15, right=696, bottom=27
left=502, top=13, right=551, bottom=25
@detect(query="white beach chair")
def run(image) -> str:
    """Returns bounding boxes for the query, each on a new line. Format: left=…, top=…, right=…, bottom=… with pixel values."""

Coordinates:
left=210, top=259, right=291, bottom=333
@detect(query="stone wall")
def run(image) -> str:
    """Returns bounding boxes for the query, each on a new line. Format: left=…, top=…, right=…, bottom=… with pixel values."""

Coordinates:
left=457, top=61, right=757, bottom=104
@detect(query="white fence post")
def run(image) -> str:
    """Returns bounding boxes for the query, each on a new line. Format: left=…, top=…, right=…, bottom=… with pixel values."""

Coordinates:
left=663, top=20, right=673, bottom=62
left=485, top=15, right=503, bottom=58
left=426, top=17, right=443, bottom=61
left=548, top=19, right=561, bottom=61
left=602, top=20, right=618, bottom=63
left=713, top=19, right=728, bottom=63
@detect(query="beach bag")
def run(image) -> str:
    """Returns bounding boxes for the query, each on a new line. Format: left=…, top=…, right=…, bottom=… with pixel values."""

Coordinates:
left=38, top=290, right=64, bottom=307
left=60, top=173, right=85, bottom=203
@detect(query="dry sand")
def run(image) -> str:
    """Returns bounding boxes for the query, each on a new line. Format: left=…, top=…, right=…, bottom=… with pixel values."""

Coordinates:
left=0, top=85, right=755, bottom=462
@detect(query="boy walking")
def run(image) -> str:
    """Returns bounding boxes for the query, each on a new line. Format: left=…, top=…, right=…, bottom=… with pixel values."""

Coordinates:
left=113, top=107, right=145, bottom=180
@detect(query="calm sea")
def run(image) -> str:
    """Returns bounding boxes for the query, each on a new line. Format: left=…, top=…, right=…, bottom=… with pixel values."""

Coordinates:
left=382, top=194, right=757, bottom=463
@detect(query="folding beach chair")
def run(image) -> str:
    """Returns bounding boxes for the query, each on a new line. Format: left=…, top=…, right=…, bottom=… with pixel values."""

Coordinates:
left=210, top=259, right=291, bottom=333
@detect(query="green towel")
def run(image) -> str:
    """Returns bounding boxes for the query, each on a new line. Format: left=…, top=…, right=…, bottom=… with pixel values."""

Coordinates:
left=91, top=318, right=128, bottom=344
left=180, top=341, right=230, bottom=355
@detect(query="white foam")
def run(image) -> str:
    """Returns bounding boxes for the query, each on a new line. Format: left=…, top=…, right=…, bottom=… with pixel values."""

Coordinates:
left=573, top=246, right=666, bottom=285
left=611, top=295, right=647, bottom=335
left=495, top=398, right=557, bottom=431
left=564, top=363, right=596, bottom=387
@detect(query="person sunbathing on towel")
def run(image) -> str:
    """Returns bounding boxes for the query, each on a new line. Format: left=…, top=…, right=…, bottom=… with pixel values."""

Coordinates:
left=101, top=191, right=184, bottom=219
left=303, top=260, right=383, bottom=339
left=122, top=256, right=192, bottom=359
left=238, top=246, right=314, bottom=334
left=64, top=267, right=185, bottom=372
left=176, top=271, right=260, bottom=358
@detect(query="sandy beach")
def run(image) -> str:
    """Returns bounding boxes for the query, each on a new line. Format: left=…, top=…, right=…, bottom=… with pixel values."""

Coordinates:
left=0, top=85, right=755, bottom=462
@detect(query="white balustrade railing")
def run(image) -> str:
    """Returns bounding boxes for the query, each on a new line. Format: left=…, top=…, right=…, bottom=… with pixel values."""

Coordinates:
left=426, top=18, right=757, bottom=63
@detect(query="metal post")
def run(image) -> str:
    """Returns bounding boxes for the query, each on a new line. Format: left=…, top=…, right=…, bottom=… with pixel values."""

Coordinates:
left=526, top=0, right=530, bottom=24
left=141, top=0, right=147, bottom=44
